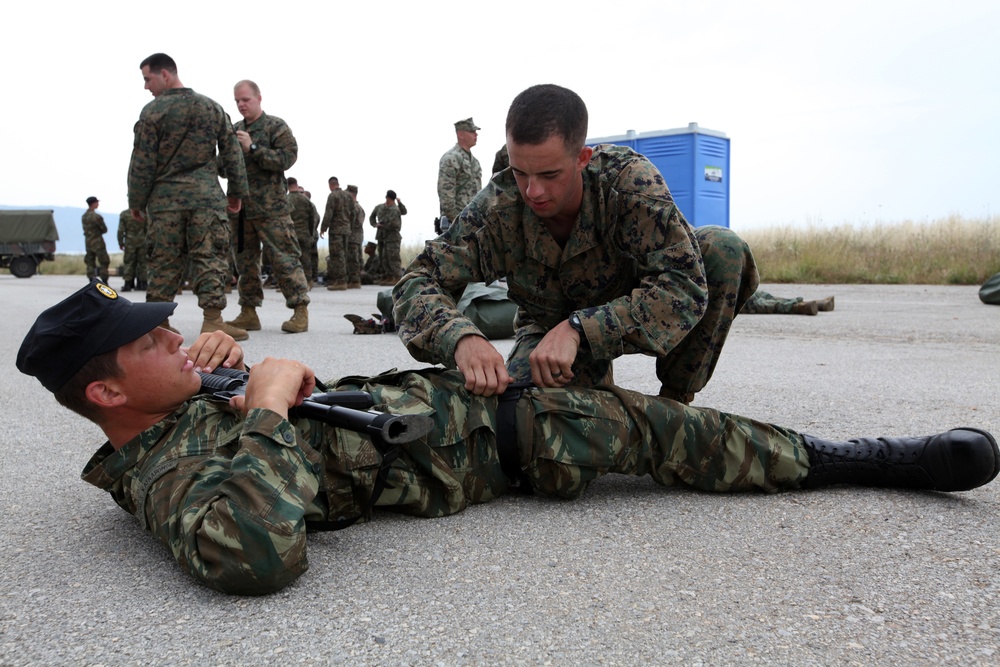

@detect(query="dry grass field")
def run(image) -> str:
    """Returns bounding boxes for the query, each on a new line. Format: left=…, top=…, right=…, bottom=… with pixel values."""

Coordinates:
left=28, top=215, right=1000, bottom=285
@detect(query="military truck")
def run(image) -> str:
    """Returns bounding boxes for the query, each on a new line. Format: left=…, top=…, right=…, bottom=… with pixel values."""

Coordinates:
left=0, top=210, right=59, bottom=278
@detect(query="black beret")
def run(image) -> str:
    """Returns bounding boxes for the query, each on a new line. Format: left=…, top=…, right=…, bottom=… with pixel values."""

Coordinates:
left=17, top=280, right=176, bottom=392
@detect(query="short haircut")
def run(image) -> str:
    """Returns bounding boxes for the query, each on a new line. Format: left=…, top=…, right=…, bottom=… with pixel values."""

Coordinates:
left=53, top=349, right=123, bottom=423
left=506, top=84, right=589, bottom=151
left=234, top=79, right=261, bottom=96
left=286, top=177, right=298, bottom=187
left=140, top=53, right=177, bottom=75
left=328, top=176, right=339, bottom=184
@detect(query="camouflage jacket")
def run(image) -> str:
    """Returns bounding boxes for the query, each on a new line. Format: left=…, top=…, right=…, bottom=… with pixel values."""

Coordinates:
left=233, top=112, right=297, bottom=219
left=78, top=366, right=806, bottom=595
left=81, top=210, right=107, bottom=249
left=320, top=188, right=353, bottom=236
left=351, top=202, right=365, bottom=244
left=437, top=144, right=482, bottom=221
left=80, top=369, right=505, bottom=595
left=369, top=202, right=407, bottom=241
left=127, top=88, right=248, bottom=213
left=394, top=145, right=706, bottom=367
left=117, top=209, right=147, bottom=248
left=287, top=191, right=320, bottom=239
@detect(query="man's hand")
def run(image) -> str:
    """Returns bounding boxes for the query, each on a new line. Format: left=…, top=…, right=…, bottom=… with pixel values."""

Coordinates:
left=226, top=197, right=242, bottom=214
left=130, top=208, right=145, bottom=222
left=235, top=130, right=252, bottom=153
left=528, top=320, right=580, bottom=387
left=454, top=335, right=511, bottom=397
left=184, top=331, right=245, bottom=374
left=230, top=357, right=316, bottom=420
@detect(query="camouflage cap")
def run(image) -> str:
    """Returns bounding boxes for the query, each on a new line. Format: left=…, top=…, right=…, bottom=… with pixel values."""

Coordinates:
left=454, top=118, right=480, bottom=132
left=17, top=280, right=176, bottom=392
left=346, top=185, right=358, bottom=194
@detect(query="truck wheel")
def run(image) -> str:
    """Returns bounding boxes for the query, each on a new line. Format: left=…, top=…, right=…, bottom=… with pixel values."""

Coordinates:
left=9, top=255, right=36, bottom=278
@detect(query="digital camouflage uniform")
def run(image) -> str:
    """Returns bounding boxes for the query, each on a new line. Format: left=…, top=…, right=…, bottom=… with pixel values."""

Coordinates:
left=349, top=200, right=365, bottom=286
left=394, top=145, right=759, bottom=401
left=287, top=191, right=320, bottom=284
left=437, top=143, right=482, bottom=227
left=80, top=367, right=807, bottom=596
left=127, top=88, right=249, bottom=309
left=369, top=201, right=407, bottom=282
left=320, top=188, right=354, bottom=286
left=81, top=209, right=110, bottom=281
left=229, top=113, right=309, bottom=309
left=117, top=209, right=147, bottom=285
left=741, top=290, right=805, bottom=315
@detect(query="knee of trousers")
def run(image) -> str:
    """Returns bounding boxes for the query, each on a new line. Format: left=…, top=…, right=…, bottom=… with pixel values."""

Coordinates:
left=694, top=226, right=759, bottom=301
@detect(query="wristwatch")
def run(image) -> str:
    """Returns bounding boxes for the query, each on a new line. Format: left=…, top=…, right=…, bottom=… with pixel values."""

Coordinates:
left=568, top=312, right=586, bottom=345
left=249, top=143, right=258, bottom=153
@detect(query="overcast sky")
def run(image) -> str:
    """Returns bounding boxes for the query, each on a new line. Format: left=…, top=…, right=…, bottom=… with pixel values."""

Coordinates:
left=3, top=1, right=997, bottom=246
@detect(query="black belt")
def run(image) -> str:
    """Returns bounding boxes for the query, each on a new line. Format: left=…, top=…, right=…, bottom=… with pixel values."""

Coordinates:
left=496, top=382, right=534, bottom=494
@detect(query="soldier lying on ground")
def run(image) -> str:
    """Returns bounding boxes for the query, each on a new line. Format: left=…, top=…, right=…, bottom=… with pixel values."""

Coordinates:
left=17, top=281, right=1000, bottom=596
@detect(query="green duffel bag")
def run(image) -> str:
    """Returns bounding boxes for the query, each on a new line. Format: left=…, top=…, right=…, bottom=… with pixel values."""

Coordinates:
left=379, top=282, right=518, bottom=339
left=457, top=282, right=518, bottom=340
left=979, top=273, right=1000, bottom=305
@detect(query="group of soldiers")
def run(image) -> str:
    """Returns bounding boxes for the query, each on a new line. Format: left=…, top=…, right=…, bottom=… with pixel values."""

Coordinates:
left=290, top=177, right=406, bottom=291
left=83, top=53, right=421, bottom=342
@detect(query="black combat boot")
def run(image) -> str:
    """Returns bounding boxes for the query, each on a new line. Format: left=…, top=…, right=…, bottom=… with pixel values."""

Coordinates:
left=121, top=279, right=135, bottom=292
left=801, top=428, right=999, bottom=492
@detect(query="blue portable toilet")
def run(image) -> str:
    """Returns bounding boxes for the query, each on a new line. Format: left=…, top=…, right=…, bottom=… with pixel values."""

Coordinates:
left=587, top=123, right=730, bottom=228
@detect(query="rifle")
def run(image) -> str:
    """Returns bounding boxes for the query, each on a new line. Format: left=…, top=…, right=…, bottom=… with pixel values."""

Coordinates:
left=198, top=367, right=435, bottom=529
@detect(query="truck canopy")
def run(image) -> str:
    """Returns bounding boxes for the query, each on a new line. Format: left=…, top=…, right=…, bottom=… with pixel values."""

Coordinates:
left=0, top=210, right=60, bottom=243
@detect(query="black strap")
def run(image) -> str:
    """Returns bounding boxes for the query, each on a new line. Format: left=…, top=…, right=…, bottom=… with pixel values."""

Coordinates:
left=496, top=382, right=534, bottom=494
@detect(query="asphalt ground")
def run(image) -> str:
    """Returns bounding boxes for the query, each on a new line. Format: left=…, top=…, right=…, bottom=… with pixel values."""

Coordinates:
left=1, top=275, right=998, bottom=666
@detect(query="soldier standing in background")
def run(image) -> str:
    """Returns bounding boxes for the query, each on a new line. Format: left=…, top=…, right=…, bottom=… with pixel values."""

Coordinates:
left=286, top=177, right=320, bottom=287
left=223, top=80, right=310, bottom=334
left=346, top=184, right=364, bottom=289
left=437, top=118, right=482, bottom=234
left=127, top=52, right=249, bottom=340
left=369, top=190, right=407, bottom=285
left=117, top=207, right=147, bottom=291
left=81, top=196, right=110, bottom=283
left=319, top=176, right=353, bottom=291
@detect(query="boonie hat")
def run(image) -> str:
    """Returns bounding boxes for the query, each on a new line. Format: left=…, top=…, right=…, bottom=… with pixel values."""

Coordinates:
left=454, top=118, right=480, bottom=132
left=17, top=280, right=176, bottom=392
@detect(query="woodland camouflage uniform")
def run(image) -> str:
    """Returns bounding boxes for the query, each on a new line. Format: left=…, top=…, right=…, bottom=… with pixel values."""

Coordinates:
left=395, top=145, right=758, bottom=402
left=81, top=209, right=109, bottom=281
left=227, top=113, right=310, bottom=310
left=287, top=191, right=320, bottom=284
left=127, top=87, right=249, bottom=309
left=81, top=367, right=808, bottom=596
left=320, top=187, right=354, bottom=287
left=369, top=200, right=407, bottom=283
left=438, top=143, right=482, bottom=223
left=117, top=209, right=147, bottom=286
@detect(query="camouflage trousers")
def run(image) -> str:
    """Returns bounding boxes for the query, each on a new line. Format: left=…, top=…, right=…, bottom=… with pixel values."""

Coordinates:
left=323, top=369, right=807, bottom=522
left=121, top=237, right=147, bottom=283
left=350, top=237, right=363, bottom=284
left=84, top=240, right=110, bottom=280
left=741, top=290, right=802, bottom=314
left=233, top=214, right=310, bottom=308
left=506, top=225, right=759, bottom=401
left=379, top=237, right=402, bottom=283
left=145, top=209, right=230, bottom=309
left=326, top=233, right=350, bottom=284
left=292, top=221, right=318, bottom=283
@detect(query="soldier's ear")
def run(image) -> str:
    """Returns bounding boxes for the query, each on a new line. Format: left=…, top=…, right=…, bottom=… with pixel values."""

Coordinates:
left=575, top=146, right=593, bottom=171
left=85, top=380, right=127, bottom=410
